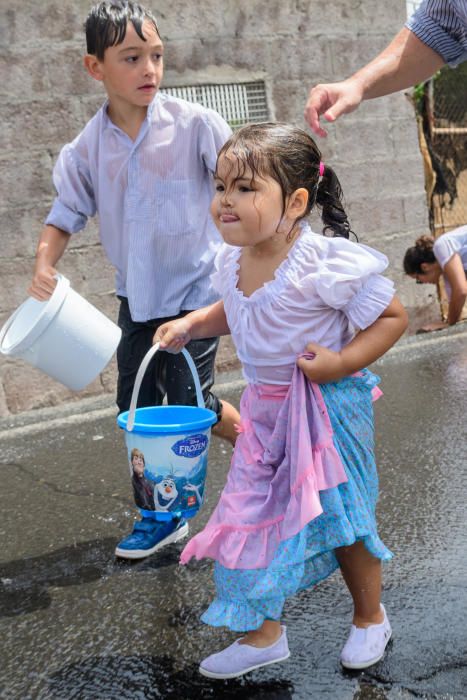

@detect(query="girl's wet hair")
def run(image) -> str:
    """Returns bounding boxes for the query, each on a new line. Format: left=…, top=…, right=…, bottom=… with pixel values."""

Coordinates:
left=216, top=122, right=353, bottom=239
left=403, top=235, right=436, bottom=274
left=85, top=1, right=160, bottom=60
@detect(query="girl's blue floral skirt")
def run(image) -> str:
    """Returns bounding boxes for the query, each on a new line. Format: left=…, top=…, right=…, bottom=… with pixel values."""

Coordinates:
left=201, top=370, right=392, bottom=631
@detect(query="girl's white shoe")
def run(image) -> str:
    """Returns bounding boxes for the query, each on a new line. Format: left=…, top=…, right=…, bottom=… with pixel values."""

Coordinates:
left=340, top=604, right=392, bottom=670
left=199, top=625, right=290, bottom=679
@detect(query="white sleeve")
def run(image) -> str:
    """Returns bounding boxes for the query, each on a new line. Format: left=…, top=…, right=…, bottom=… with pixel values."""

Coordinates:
left=210, top=244, right=235, bottom=294
left=314, top=241, right=395, bottom=330
left=433, top=230, right=464, bottom=269
left=45, top=141, right=96, bottom=233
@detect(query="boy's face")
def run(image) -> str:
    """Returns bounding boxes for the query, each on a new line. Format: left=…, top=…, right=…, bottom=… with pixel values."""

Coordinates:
left=85, top=20, right=163, bottom=110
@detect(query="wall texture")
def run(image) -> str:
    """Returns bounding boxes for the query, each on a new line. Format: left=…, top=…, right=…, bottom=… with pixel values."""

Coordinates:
left=0, top=0, right=431, bottom=416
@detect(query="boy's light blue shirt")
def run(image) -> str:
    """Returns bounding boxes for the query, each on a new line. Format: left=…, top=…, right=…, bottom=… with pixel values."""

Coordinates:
left=406, top=0, right=467, bottom=67
left=46, top=93, right=232, bottom=321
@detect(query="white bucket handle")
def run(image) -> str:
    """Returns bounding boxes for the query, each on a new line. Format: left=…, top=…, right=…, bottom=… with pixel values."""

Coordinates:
left=126, top=342, right=205, bottom=432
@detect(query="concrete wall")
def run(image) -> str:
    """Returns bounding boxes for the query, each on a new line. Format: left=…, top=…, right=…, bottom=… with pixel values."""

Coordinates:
left=0, top=0, right=432, bottom=416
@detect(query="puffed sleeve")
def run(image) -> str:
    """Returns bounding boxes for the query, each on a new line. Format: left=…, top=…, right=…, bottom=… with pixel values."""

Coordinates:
left=314, top=239, right=395, bottom=330
left=433, top=230, right=463, bottom=269
left=210, top=244, right=237, bottom=294
left=199, top=109, right=232, bottom=173
left=45, top=141, right=96, bottom=234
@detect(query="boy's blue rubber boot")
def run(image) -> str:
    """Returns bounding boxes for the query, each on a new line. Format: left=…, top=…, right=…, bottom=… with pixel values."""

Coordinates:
left=115, top=517, right=189, bottom=559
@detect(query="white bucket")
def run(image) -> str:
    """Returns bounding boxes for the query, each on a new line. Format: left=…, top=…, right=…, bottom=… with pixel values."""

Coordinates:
left=0, top=274, right=122, bottom=391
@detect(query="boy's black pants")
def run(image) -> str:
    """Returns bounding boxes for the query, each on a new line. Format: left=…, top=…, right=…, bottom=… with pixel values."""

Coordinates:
left=116, top=297, right=222, bottom=420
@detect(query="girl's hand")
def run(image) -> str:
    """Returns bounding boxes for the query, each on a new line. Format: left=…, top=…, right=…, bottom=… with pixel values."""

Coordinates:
left=297, top=342, right=346, bottom=383
left=154, top=318, right=192, bottom=353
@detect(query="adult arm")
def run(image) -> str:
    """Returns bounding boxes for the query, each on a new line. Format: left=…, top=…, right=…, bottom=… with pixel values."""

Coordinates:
left=305, top=27, right=445, bottom=136
left=298, top=296, right=408, bottom=383
left=154, top=301, right=230, bottom=352
left=28, top=225, right=71, bottom=300
left=444, top=254, right=467, bottom=324
left=420, top=234, right=467, bottom=331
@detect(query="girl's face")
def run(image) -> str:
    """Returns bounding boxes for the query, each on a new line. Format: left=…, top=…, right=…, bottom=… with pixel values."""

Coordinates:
left=132, top=454, right=145, bottom=476
left=211, top=152, right=286, bottom=248
left=410, top=262, right=442, bottom=285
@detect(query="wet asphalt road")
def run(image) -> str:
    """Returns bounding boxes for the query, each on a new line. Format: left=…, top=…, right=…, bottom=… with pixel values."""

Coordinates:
left=0, top=331, right=466, bottom=700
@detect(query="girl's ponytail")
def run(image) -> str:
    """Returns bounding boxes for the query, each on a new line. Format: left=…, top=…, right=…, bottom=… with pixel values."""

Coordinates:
left=315, top=164, right=353, bottom=239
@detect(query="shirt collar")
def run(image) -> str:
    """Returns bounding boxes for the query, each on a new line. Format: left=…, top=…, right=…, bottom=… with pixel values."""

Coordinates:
left=100, top=93, right=160, bottom=131
left=147, top=92, right=160, bottom=121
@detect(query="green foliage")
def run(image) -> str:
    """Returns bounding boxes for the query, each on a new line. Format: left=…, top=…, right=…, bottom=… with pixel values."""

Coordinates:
left=412, top=81, right=427, bottom=114
left=412, top=71, right=442, bottom=115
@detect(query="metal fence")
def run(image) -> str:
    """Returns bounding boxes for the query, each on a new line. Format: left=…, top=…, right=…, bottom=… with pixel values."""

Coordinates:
left=427, top=63, right=467, bottom=235
left=421, top=63, right=467, bottom=319
left=414, top=63, right=467, bottom=318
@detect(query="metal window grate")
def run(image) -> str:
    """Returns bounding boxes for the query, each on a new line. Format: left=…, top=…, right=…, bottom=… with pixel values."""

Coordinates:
left=161, top=81, right=269, bottom=129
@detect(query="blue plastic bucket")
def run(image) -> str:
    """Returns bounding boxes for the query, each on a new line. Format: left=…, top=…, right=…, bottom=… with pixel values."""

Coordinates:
left=117, top=344, right=217, bottom=521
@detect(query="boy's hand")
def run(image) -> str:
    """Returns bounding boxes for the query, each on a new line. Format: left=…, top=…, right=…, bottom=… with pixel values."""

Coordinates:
left=297, top=342, right=347, bottom=383
left=28, top=263, right=58, bottom=301
left=154, top=318, right=192, bottom=353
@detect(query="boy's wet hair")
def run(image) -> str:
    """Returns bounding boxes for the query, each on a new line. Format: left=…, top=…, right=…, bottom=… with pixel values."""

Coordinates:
left=216, top=122, right=353, bottom=239
left=403, top=235, right=436, bottom=274
left=85, top=1, right=160, bottom=60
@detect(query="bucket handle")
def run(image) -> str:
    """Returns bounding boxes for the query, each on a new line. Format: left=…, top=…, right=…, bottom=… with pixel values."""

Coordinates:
left=126, top=342, right=205, bottom=432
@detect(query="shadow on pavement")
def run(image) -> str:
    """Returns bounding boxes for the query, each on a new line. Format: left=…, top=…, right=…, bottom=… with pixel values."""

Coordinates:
left=0, top=536, right=203, bottom=618
left=46, top=654, right=295, bottom=699
left=0, top=538, right=118, bottom=617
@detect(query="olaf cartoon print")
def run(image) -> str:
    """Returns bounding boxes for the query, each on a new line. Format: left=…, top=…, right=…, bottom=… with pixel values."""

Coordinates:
left=124, top=431, right=210, bottom=518
left=153, top=473, right=179, bottom=512
left=153, top=470, right=204, bottom=513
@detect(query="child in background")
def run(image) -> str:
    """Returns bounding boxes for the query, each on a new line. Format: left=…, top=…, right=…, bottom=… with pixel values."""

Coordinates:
left=27, top=1, right=240, bottom=560
left=403, top=226, right=467, bottom=332
left=155, top=123, right=408, bottom=679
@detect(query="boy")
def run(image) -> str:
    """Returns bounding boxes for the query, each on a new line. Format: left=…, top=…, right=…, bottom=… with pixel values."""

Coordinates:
left=29, top=1, right=239, bottom=559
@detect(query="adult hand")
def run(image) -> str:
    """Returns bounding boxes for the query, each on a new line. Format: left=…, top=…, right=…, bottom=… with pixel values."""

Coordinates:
left=416, top=321, right=448, bottom=334
left=304, top=78, right=365, bottom=137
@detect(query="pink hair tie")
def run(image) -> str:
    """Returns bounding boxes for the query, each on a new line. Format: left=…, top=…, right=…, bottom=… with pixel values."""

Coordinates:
left=319, top=161, right=325, bottom=177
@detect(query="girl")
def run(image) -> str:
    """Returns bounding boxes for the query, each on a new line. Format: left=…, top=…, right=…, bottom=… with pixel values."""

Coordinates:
left=403, top=226, right=467, bottom=332
left=154, top=123, right=408, bottom=679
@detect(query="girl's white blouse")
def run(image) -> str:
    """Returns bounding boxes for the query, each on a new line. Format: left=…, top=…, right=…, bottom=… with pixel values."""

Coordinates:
left=211, top=224, right=395, bottom=385
left=433, top=225, right=467, bottom=299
